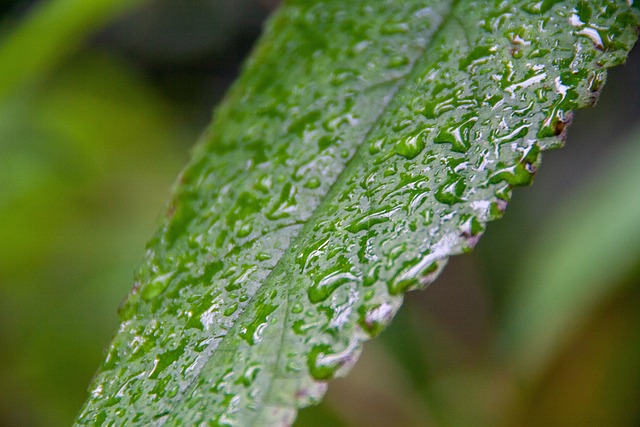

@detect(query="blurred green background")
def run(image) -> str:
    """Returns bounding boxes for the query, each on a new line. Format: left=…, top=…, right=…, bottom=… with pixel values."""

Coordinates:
left=0, top=1, right=638, bottom=426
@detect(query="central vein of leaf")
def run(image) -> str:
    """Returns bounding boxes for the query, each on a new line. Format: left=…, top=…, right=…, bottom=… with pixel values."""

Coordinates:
left=166, top=0, right=462, bottom=421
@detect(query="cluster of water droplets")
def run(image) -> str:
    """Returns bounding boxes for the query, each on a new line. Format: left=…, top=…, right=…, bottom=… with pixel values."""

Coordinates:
left=77, top=0, right=639, bottom=426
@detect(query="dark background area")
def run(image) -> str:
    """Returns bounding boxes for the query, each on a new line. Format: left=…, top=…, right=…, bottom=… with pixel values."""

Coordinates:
left=1, top=1, right=639, bottom=426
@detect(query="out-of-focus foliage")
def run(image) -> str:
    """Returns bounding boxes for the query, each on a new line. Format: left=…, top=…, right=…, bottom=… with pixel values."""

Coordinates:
left=0, top=0, right=638, bottom=426
left=0, top=15, right=187, bottom=427
left=0, top=0, right=145, bottom=98
left=504, top=124, right=640, bottom=379
left=0, top=1, right=273, bottom=425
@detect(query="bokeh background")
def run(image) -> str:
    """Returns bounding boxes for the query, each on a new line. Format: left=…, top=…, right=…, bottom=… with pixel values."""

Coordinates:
left=0, top=1, right=639, bottom=426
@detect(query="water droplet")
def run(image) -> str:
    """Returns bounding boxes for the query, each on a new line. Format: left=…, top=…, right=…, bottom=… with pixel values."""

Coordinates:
left=256, top=252, right=272, bottom=262
left=363, top=263, right=380, bottom=287
left=304, top=177, right=321, bottom=189
left=239, top=300, right=276, bottom=345
left=435, top=174, right=466, bottom=205
left=392, top=118, right=413, bottom=132
left=489, top=163, right=535, bottom=186
left=490, top=122, right=531, bottom=144
left=236, top=222, right=253, bottom=238
left=266, top=183, right=298, bottom=220
left=504, top=72, right=547, bottom=97
left=387, top=242, right=408, bottom=263
left=148, top=347, right=182, bottom=379
left=307, top=345, right=339, bottom=380
left=577, top=27, right=604, bottom=50
left=293, top=319, right=312, bottom=335
left=459, top=45, right=495, bottom=73
left=434, top=116, right=477, bottom=153
left=386, top=54, right=410, bottom=69
left=167, top=386, right=179, bottom=398
left=380, top=21, right=410, bottom=35
left=291, top=302, right=304, bottom=314
left=344, top=206, right=399, bottom=233
left=523, top=0, right=563, bottom=15
left=224, top=303, right=238, bottom=316
left=388, top=260, right=437, bottom=295
left=235, top=365, right=260, bottom=387
left=221, top=265, right=238, bottom=279
left=308, top=270, right=357, bottom=303
left=394, top=130, right=426, bottom=159
left=358, top=303, right=395, bottom=336
left=141, top=272, right=174, bottom=301
left=254, top=175, right=273, bottom=193
left=330, top=68, right=356, bottom=86
left=384, top=163, right=397, bottom=177
left=308, top=336, right=360, bottom=381
left=296, top=236, right=330, bottom=270
left=368, top=137, right=386, bottom=155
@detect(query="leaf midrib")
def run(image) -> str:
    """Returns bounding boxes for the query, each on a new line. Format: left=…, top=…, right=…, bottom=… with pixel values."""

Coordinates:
left=163, top=0, right=461, bottom=423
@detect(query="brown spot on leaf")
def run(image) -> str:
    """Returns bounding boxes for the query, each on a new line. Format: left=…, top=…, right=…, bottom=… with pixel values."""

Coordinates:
left=555, top=111, right=574, bottom=141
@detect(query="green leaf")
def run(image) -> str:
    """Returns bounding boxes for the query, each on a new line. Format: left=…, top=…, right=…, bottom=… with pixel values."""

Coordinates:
left=76, top=1, right=639, bottom=425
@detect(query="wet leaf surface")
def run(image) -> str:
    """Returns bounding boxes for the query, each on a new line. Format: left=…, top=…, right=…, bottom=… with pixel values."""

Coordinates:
left=76, top=1, right=639, bottom=425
